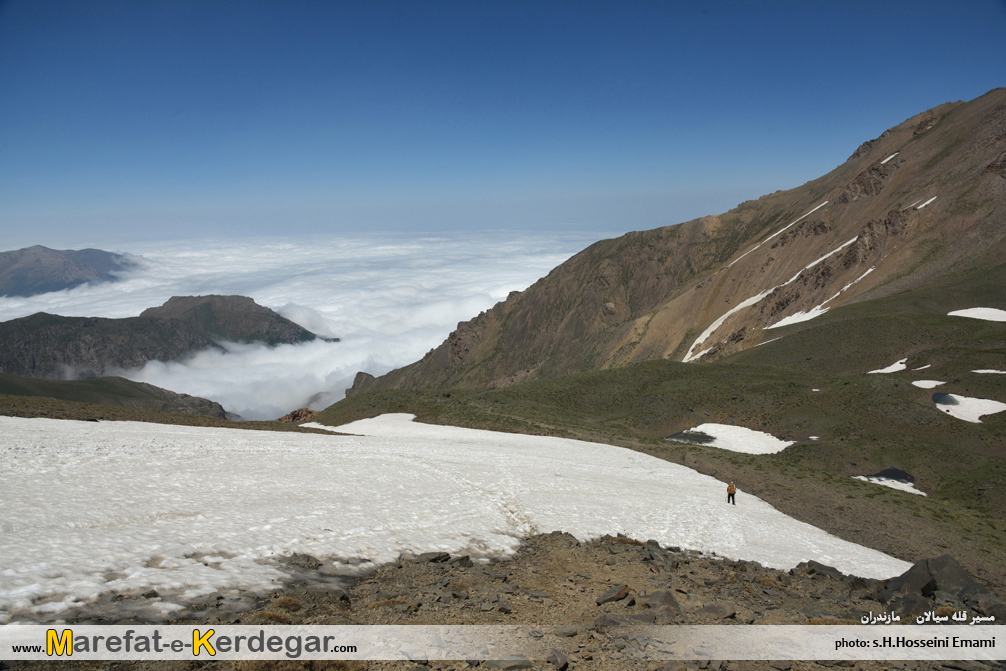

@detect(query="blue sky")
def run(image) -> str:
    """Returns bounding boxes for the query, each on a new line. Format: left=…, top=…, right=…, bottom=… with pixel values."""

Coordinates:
left=1, top=1, right=1004, bottom=245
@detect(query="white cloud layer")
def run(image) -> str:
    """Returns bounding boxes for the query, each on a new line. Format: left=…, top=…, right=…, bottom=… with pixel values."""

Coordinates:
left=0, top=232, right=605, bottom=419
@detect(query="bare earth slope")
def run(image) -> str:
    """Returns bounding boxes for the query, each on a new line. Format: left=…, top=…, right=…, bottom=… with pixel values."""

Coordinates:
left=350, top=88, right=1006, bottom=394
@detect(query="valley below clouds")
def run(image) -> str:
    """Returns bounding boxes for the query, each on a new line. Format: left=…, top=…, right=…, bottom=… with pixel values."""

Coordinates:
left=0, top=232, right=604, bottom=419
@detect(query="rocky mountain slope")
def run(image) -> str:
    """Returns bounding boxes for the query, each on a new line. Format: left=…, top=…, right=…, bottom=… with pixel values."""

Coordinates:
left=349, top=88, right=1006, bottom=394
left=0, top=295, right=322, bottom=378
left=0, top=245, right=138, bottom=297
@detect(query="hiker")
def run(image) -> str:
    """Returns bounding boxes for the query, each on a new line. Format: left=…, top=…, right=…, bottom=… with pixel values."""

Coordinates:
left=727, top=481, right=736, bottom=505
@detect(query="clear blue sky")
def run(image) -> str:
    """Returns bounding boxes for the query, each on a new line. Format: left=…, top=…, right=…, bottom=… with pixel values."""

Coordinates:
left=1, top=0, right=1004, bottom=245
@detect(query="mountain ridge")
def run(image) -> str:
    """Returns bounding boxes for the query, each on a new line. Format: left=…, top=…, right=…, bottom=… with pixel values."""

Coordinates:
left=349, top=88, right=1006, bottom=395
left=0, top=245, right=138, bottom=297
left=0, top=294, right=324, bottom=379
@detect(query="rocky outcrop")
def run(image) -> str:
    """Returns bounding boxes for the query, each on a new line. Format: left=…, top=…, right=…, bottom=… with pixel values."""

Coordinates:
left=277, top=407, right=317, bottom=423
left=0, top=245, right=138, bottom=297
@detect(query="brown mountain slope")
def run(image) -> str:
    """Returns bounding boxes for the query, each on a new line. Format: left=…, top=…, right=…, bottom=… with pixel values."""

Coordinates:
left=350, top=88, right=1006, bottom=394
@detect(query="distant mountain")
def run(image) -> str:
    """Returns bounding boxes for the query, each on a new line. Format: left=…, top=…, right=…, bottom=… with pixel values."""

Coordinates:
left=0, top=245, right=138, bottom=297
left=349, top=87, right=1006, bottom=394
left=0, top=372, right=227, bottom=418
left=140, top=295, right=318, bottom=345
left=0, top=295, right=325, bottom=378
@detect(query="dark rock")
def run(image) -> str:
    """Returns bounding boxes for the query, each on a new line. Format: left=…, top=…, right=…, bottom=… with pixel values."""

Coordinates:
left=888, top=593, right=931, bottom=621
left=415, top=551, right=451, bottom=564
left=769, top=662, right=792, bottom=671
left=597, top=584, right=630, bottom=605
left=554, top=626, right=577, bottom=637
left=141, top=590, right=159, bottom=599
left=546, top=649, right=569, bottom=670
left=449, top=555, right=474, bottom=568
left=645, top=590, right=683, bottom=613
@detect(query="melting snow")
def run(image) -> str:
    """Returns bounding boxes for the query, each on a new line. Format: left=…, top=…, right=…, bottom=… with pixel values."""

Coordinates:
left=911, top=380, right=945, bottom=389
left=974, top=369, right=1006, bottom=374
left=868, top=358, right=908, bottom=374
left=880, top=152, right=899, bottom=165
left=932, top=395, right=1006, bottom=423
left=916, top=196, right=937, bottom=210
left=913, top=364, right=931, bottom=371
left=666, top=423, right=794, bottom=455
left=0, top=414, right=911, bottom=623
left=853, top=476, right=926, bottom=496
left=688, top=237, right=860, bottom=357
left=766, top=266, right=874, bottom=330
left=947, top=307, right=1006, bottom=322
left=761, top=201, right=830, bottom=244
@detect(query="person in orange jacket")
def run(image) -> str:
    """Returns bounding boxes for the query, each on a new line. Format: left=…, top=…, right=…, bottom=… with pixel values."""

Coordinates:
left=727, top=481, right=736, bottom=505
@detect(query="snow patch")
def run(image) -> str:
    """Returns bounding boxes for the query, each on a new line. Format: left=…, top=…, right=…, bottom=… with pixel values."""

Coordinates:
left=868, top=358, right=908, bottom=374
left=933, top=395, right=1006, bottom=423
left=947, top=307, right=1006, bottom=322
left=0, top=414, right=911, bottom=623
left=912, top=364, right=931, bottom=371
left=916, top=196, right=937, bottom=210
left=666, top=423, right=794, bottom=455
left=973, top=369, right=1006, bottom=375
left=853, top=476, right=926, bottom=496
left=911, top=380, right=945, bottom=389
left=764, top=260, right=872, bottom=330
left=880, top=152, right=899, bottom=165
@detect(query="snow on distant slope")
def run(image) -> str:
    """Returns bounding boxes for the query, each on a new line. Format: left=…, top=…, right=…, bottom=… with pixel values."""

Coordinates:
left=868, top=358, right=908, bottom=374
left=911, top=380, right=945, bottom=389
left=974, top=369, right=1006, bottom=374
left=1, top=414, right=911, bottom=623
left=916, top=196, right=938, bottom=209
left=665, top=423, right=794, bottom=454
left=880, top=152, right=899, bottom=164
left=948, top=307, right=1006, bottom=322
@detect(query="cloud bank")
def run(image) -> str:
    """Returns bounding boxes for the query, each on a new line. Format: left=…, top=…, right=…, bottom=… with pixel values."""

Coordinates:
left=0, top=232, right=604, bottom=419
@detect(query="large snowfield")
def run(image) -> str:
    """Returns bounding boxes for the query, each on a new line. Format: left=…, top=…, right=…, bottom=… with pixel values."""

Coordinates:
left=1, top=414, right=912, bottom=624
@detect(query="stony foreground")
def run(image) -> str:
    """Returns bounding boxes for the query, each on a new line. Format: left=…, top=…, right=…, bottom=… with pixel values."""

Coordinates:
left=9, top=531, right=1005, bottom=671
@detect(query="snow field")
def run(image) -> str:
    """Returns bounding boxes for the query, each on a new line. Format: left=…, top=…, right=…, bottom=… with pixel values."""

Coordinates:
left=666, top=423, right=795, bottom=455
left=1, top=414, right=912, bottom=623
left=973, top=369, right=1006, bottom=374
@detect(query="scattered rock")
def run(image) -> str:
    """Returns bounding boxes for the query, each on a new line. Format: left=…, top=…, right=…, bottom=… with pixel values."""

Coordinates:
left=596, top=583, right=630, bottom=605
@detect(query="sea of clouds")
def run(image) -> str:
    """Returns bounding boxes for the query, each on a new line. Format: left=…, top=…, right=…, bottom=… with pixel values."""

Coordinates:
left=0, top=231, right=606, bottom=419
